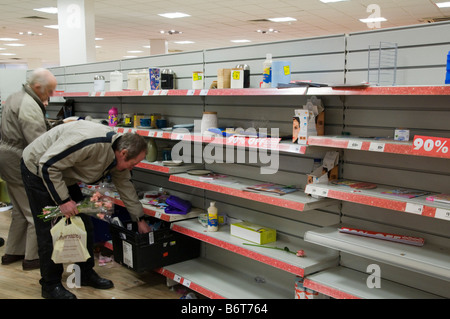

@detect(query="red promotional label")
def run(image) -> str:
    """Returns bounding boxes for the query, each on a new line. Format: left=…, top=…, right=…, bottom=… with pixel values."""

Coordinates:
left=412, top=135, right=450, bottom=157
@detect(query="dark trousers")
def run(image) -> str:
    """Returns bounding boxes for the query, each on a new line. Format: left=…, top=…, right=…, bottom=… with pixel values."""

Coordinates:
left=21, top=160, right=95, bottom=289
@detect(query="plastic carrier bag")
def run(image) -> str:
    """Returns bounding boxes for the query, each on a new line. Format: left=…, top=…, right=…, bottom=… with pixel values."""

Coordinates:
left=50, top=216, right=91, bottom=264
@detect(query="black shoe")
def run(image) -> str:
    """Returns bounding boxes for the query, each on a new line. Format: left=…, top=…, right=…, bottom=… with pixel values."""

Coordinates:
left=42, top=284, right=77, bottom=299
left=81, top=271, right=114, bottom=289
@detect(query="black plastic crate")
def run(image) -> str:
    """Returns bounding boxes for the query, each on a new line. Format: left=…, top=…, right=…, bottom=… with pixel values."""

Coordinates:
left=109, top=217, right=200, bottom=273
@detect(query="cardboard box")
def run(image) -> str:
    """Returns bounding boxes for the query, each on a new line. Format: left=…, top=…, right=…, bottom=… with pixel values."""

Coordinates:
left=394, top=129, right=410, bottom=141
left=293, top=110, right=312, bottom=145
left=307, top=151, right=339, bottom=186
left=230, top=221, right=276, bottom=244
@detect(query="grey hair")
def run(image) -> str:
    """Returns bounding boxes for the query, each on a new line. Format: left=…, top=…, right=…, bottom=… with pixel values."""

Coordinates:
left=116, top=133, right=148, bottom=160
left=27, top=68, right=54, bottom=89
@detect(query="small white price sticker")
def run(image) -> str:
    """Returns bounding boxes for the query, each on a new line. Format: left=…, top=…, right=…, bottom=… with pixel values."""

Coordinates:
left=142, top=90, right=150, bottom=96
left=173, top=274, right=182, bottom=283
left=200, top=89, right=209, bottom=96
left=182, top=279, right=191, bottom=288
left=369, top=142, right=385, bottom=152
left=155, top=131, right=163, bottom=138
left=347, top=140, right=363, bottom=150
left=435, top=208, right=450, bottom=221
left=405, top=203, right=423, bottom=215
left=308, top=186, right=329, bottom=197
left=187, top=90, right=195, bottom=96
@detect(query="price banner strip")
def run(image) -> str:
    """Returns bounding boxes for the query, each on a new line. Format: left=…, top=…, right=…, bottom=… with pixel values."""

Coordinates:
left=412, top=135, right=450, bottom=158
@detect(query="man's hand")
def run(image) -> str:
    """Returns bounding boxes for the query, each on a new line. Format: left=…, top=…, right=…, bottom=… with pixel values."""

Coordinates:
left=59, top=200, right=79, bottom=218
left=137, top=219, right=152, bottom=234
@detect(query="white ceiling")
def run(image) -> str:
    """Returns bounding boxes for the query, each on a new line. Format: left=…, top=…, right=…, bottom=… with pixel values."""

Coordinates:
left=0, top=0, right=449, bottom=67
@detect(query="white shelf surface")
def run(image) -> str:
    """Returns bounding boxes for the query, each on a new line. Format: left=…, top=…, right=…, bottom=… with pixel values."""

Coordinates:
left=157, top=257, right=294, bottom=299
left=303, top=266, right=444, bottom=299
left=304, top=225, right=450, bottom=281
left=170, top=173, right=338, bottom=212
left=305, top=181, right=450, bottom=221
left=171, top=219, right=339, bottom=277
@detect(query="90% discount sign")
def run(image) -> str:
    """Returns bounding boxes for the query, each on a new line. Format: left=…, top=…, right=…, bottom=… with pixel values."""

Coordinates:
left=413, top=136, right=449, bottom=157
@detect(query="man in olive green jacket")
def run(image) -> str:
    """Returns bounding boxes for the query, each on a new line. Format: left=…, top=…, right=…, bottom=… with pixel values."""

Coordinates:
left=0, top=68, right=56, bottom=270
left=21, top=120, right=150, bottom=299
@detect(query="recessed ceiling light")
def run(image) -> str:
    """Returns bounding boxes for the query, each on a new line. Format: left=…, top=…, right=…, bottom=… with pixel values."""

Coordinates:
left=359, top=17, right=387, bottom=23
left=174, top=41, right=195, bottom=44
left=0, top=38, right=19, bottom=41
left=231, top=39, right=251, bottom=43
left=95, top=38, right=104, bottom=41
left=143, top=45, right=151, bottom=49
left=96, top=46, right=102, bottom=49
left=160, top=30, right=183, bottom=35
left=158, top=12, right=190, bottom=19
left=257, top=29, right=280, bottom=34
left=0, top=53, right=16, bottom=56
left=127, top=50, right=143, bottom=53
left=44, top=25, right=59, bottom=29
left=5, top=43, right=25, bottom=47
left=436, top=2, right=450, bottom=8
left=268, top=17, right=297, bottom=22
left=34, top=7, right=58, bottom=14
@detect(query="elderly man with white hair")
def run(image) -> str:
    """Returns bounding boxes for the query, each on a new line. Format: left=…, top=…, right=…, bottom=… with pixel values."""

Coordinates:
left=0, top=68, right=57, bottom=270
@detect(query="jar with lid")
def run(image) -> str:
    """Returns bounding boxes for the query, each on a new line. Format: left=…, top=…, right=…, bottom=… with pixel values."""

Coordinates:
left=127, top=70, right=139, bottom=90
left=161, top=69, right=175, bottom=89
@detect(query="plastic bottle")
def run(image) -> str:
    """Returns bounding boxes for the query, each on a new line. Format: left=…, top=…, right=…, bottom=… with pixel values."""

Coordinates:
left=261, top=53, right=272, bottom=88
left=446, top=51, right=450, bottom=84
left=108, top=107, right=118, bottom=127
left=207, top=201, right=218, bottom=232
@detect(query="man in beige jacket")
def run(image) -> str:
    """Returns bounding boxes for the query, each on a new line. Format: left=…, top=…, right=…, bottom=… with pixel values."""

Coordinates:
left=21, top=120, right=150, bottom=299
left=0, top=68, right=56, bottom=270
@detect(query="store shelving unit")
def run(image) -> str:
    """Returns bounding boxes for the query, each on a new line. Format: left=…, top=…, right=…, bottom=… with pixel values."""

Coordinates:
left=56, top=84, right=450, bottom=299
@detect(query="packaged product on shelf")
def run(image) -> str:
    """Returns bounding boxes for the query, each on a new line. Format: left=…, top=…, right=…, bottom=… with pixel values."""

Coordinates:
left=271, top=61, right=291, bottom=87
left=394, top=128, right=410, bottom=141
left=307, top=151, right=339, bottom=186
left=293, top=96, right=325, bottom=144
left=230, top=221, right=276, bottom=244
left=217, top=68, right=232, bottom=88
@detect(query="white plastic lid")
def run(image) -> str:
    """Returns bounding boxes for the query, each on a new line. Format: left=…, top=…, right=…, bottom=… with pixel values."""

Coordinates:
left=266, top=53, right=272, bottom=60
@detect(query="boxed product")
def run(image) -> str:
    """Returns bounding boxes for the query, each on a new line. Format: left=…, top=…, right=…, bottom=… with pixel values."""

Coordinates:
left=271, top=61, right=291, bottom=87
left=230, top=221, right=276, bottom=244
left=292, top=110, right=311, bottom=145
left=394, top=129, right=410, bottom=141
left=307, top=151, right=339, bottom=185
left=217, top=68, right=232, bottom=88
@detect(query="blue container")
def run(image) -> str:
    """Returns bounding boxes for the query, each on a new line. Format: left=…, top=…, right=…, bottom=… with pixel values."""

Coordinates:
left=446, top=51, right=450, bottom=84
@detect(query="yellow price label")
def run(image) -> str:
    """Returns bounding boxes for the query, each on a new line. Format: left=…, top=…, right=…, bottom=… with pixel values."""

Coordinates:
left=193, top=73, right=202, bottom=81
left=284, top=65, right=291, bottom=76
left=232, top=71, right=241, bottom=80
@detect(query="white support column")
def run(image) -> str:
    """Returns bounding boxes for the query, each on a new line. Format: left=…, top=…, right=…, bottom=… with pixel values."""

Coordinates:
left=57, top=0, right=96, bottom=66
left=150, top=39, right=168, bottom=55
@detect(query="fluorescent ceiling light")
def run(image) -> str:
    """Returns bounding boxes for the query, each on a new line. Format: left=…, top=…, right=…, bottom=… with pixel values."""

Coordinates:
left=359, top=17, right=387, bottom=23
left=143, top=45, right=151, bottom=48
left=44, top=25, right=59, bottom=29
left=34, top=7, right=58, bottom=14
left=158, top=12, right=190, bottom=19
left=320, top=0, right=349, bottom=3
left=123, top=56, right=138, bottom=59
left=5, top=43, right=25, bottom=47
left=127, top=50, right=143, bottom=53
left=231, top=39, right=251, bottom=43
left=0, top=53, right=16, bottom=56
left=0, top=38, right=19, bottom=41
left=95, top=38, right=104, bottom=41
left=436, top=2, right=450, bottom=8
left=0, top=48, right=5, bottom=50
left=268, top=17, right=297, bottom=22
left=174, top=41, right=195, bottom=44
left=95, top=46, right=102, bottom=49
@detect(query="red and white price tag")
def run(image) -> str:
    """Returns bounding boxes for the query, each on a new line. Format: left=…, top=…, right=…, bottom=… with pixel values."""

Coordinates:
left=413, top=135, right=449, bottom=157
